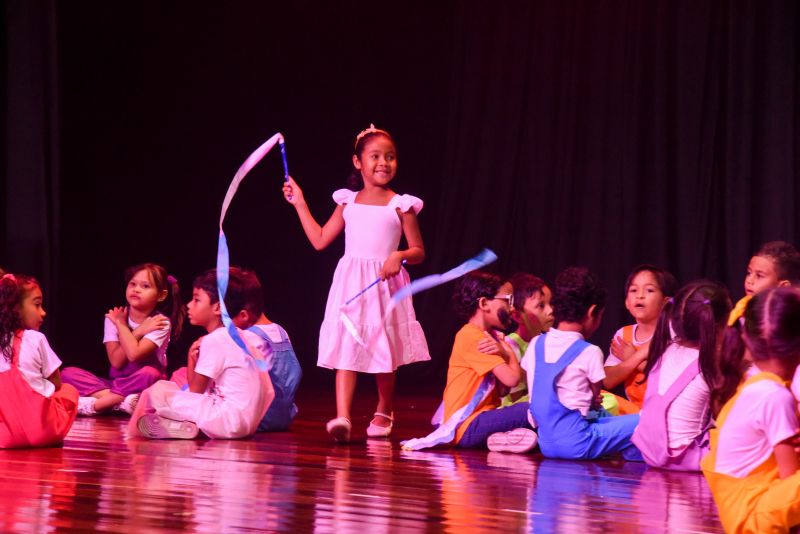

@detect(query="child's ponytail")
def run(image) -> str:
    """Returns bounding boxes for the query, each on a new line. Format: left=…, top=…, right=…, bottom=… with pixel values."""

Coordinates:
left=165, top=274, right=185, bottom=340
left=644, top=281, right=732, bottom=391
left=642, top=297, right=675, bottom=380
left=713, top=309, right=749, bottom=416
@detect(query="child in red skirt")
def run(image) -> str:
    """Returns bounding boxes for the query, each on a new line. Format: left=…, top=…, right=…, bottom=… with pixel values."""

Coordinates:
left=0, top=273, right=79, bottom=448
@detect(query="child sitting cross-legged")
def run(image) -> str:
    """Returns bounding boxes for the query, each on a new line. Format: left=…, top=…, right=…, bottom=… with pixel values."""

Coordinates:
left=402, top=271, right=536, bottom=453
left=129, top=269, right=274, bottom=440
left=523, top=266, right=642, bottom=461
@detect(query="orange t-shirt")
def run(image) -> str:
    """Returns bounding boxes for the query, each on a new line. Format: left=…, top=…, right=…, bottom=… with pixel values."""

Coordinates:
left=442, top=324, right=505, bottom=444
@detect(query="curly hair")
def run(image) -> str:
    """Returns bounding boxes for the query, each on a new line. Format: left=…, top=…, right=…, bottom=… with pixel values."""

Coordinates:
left=0, top=274, right=39, bottom=362
left=552, top=267, right=607, bottom=324
left=452, top=271, right=506, bottom=323
left=755, top=241, right=800, bottom=284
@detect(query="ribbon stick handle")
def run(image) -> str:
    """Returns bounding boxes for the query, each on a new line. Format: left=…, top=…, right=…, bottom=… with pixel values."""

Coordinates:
left=277, top=134, right=290, bottom=182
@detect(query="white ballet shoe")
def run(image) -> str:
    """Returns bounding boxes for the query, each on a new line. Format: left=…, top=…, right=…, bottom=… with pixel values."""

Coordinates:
left=366, top=412, right=393, bottom=438
left=326, top=417, right=352, bottom=443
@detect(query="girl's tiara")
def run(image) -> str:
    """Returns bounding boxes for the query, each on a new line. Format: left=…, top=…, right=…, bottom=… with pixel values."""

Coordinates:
left=1, top=273, right=16, bottom=283
left=354, top=123, right=390, bottom=149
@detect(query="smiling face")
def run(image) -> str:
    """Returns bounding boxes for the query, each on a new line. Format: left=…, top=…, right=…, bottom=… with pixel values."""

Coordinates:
left=353, top=135, right=397, bottom=188
left=744, top=255, right=781, bottom=296
left=19, top=284, right=46, bottom=331
left=126, top=269, right=166, bottom=313
left=625, top=270, right=667, bottom=325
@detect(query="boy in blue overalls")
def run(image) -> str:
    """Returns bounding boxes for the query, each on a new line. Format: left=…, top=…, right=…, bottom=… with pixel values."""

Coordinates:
left=226, top=268, right=302, bottom=432
left=521, top=266, right=642, bottom=460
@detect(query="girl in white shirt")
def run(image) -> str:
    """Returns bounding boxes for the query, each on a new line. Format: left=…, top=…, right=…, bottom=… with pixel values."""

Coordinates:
left=702, top=287, right=800, bottom=533
left=0, top=273, right=79, bottom=448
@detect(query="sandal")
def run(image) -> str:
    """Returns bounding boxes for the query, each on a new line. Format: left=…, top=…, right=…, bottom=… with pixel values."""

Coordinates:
left=326, top=417, right=352, bottom=443
left=366, top=412, right=393, bottom=438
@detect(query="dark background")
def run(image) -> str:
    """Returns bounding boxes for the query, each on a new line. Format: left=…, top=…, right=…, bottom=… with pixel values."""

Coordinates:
left=3, top=1, right=799, bottom=391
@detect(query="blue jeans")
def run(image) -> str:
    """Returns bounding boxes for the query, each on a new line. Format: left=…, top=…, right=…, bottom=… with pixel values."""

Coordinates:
left=458, top=402, right=533, bottom=449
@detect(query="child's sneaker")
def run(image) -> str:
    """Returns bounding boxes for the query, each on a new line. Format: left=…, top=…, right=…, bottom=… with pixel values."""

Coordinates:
left=487, top=428, right=538, bottom=453
left=114, top=393, right=140, bottom=415
left=136, top=413, right=199, bottom=440
left=77, top=396, right=97, bottom=416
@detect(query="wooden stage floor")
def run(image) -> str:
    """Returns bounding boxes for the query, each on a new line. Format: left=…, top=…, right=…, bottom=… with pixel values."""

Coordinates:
left=1, top=386, right=724, bottom=533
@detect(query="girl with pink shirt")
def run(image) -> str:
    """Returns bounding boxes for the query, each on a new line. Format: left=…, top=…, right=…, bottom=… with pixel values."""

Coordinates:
left=631, top=280, right=731, bottom=471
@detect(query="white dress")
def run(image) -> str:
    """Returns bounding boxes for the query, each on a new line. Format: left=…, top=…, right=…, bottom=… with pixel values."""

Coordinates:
left=318, top=189, right=431, bottom=373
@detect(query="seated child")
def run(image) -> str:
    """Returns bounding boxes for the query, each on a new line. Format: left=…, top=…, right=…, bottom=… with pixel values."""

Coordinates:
left=703, top=287, right=800, bottom=532
left=62, top=263, right=183, bottom=415
left=603, top=264, right=677, bottom=414
left=523, top=266, right=642, bottom=461
left=739, top=240, right=800, bottom=401
left=631, top=280, right=731, bottom=471
left=170, top=267, right=301, bottom=431
left=0, top=274, right=79, bottom=448
left=500, top=273, right=553, bottom=406
left=402, top=271, right=536, bottom=453
left=130, top=269, right=274, bottom=440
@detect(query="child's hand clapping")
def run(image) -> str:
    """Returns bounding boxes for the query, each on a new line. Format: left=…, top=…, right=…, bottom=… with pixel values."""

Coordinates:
left=477, top=331, right=514, bottom=362
left=282, top=177, right=304, bottom=206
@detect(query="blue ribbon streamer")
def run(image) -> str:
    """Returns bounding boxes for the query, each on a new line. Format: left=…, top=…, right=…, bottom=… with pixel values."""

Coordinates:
left=388, top=248, right=498, bottom=307
left=215, top=133, right=286, bottom=372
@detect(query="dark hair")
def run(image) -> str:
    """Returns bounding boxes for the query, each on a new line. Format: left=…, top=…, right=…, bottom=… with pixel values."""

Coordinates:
left=124, top=263, right=185, bottom=340
left=644, top=280, right=732, bottom=396
left=0, top=274, right=40, bottom=362
left=452, top=270, right=506, bottom=322
left=755, top=241, right=800, bottom=283
left=624, top=264, right=678, bottom=297
left=713, top=287, right=800, bottom=415
left=227, top=267, right=265, bottom=318
left=509, top=272, right=547, bottom=309
left=192, top=268, right=252, bottom=318
left=552, top=267, right=607, bottom=324
left=346, top=130, right=396, bottom=190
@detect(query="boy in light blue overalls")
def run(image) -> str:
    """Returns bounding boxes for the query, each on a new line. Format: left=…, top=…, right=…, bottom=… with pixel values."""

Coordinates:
left=522, top=267, right=642, bottom=461
left=227, top=268, right=302, bottom=432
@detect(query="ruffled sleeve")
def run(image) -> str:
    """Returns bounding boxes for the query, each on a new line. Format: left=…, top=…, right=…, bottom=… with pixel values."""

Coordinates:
left=332, top=189, right=357, bottom=205
left=389, top=194, right=424, bottom=214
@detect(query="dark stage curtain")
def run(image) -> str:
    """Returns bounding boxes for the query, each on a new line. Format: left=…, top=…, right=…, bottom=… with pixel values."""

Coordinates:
left=2, top=1, right=61, bottom=336
left=2, top=1, right=798, bottom=384
left=418, top=1, right=800, bottom=369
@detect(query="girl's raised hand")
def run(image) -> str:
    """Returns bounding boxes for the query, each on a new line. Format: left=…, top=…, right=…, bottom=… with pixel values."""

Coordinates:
left=282, top=176, right=305, bottom=206
left=379, top=251, right=404, bottom=280
left=106, top=306, right=128, bottom=326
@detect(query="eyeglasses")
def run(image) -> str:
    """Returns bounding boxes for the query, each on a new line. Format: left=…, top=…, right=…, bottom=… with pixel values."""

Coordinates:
left=491, top=294, right=514, bottom=308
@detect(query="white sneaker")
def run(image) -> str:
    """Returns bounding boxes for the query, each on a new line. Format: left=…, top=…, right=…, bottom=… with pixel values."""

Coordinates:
left=487, top=428, right=538, bottom=453
left=137, top=414, right=199, bottom=440
left=114, top=393, right=140, bottom=415
left=77, top=396, right=97, bottom=416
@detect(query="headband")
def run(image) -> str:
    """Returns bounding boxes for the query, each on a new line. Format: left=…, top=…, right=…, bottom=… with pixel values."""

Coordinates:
left=728, top=295, right=752, bottom=327
left=354, top=123, right=390, bottom=149
left=1, top=273, right=16, bottom=282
